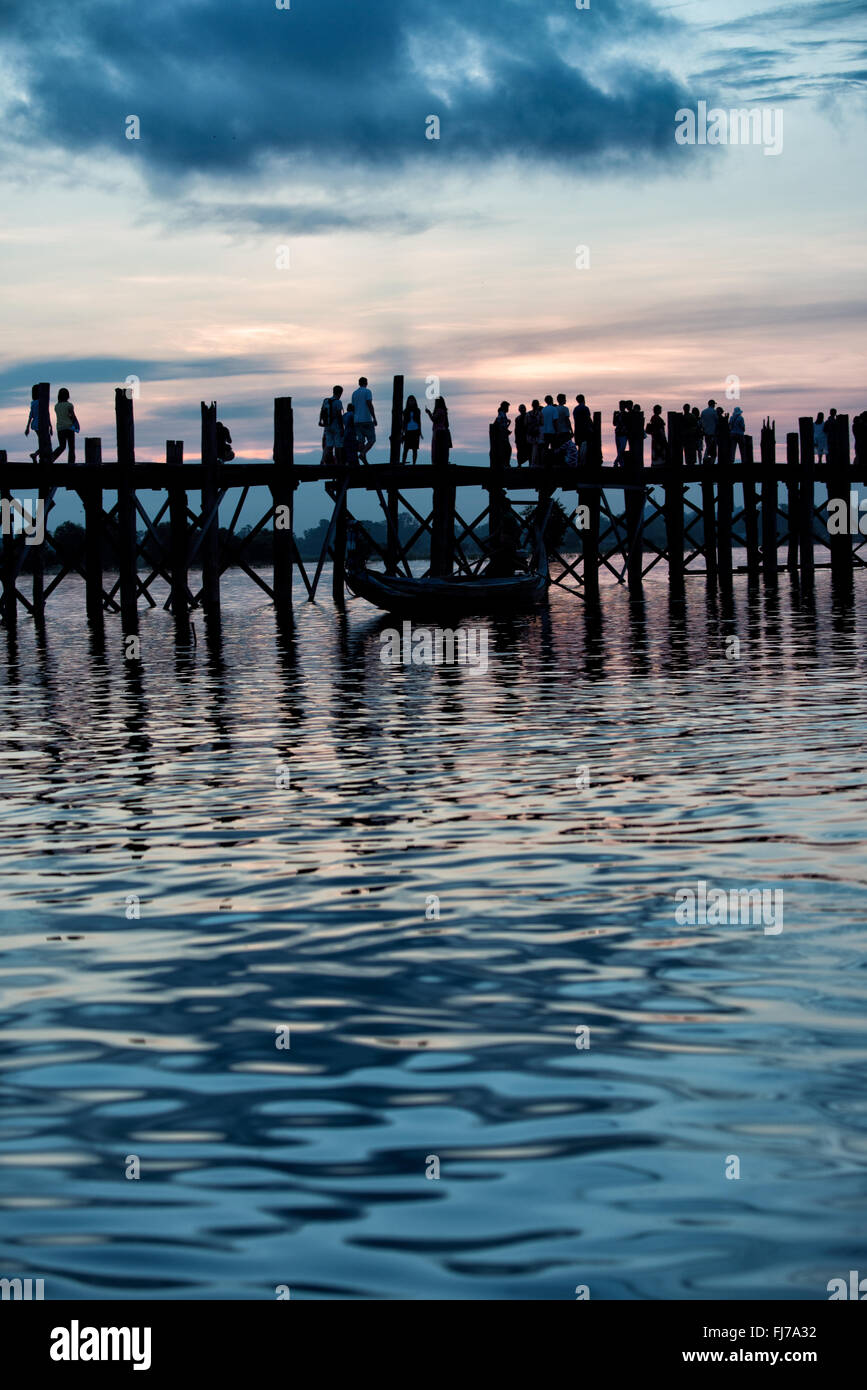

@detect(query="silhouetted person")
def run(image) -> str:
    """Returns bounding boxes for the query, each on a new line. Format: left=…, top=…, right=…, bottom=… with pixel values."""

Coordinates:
left=646, top=404, right=666, bottom=464
left=215, top=421, right=235, bottom=461
left=25, top=385, right=51, bottom=462
left=692, top=406, right=703, bottom=461
left=494, top=402, right=512, bottom=467
left=681, top=404, right=698, bottom=466
left=527, top=399, right=543, bottom=466
left=426, top=396, right=451, bottom=465
left=572, top=394, right=591, bottom=461
left=343, top=405, right=359, bottom=466
left=613, top=400, right=630, bottom=465
left=541, top=395, right=558, bottom=455
left=51, top=388, right=79, bottom=464
left=700, top=399, right=718, bottom=462
left=351, top=377, right=377, bottom=461
left=825, top=408, right=838, bottom=460
left=853, top=412, right=866, bottom=468
left=515, top=404, right=530, bottom=466
left=559, top=435, right=579, bottom=467
left=319, top=385, right=344, bottom=465
left=485, top=511, right=522, bottom=577
left=730, top=406, right=746, bottom=460
left=401, top=395, right=422, bottom=462
left=555, top=393, right=572, bottom=443
left=814, top=411, right=828, bottom=465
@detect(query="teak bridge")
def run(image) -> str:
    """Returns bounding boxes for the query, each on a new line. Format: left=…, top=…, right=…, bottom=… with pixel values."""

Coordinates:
left=0, top=377, right=862, bottom=635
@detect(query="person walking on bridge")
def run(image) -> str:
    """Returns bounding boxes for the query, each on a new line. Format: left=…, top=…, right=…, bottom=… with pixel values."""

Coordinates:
left=351, top=377, right=377, bottom=462
left=51, top=388, right=80, bottom=464
left=25, top=385, right=52, bottom=463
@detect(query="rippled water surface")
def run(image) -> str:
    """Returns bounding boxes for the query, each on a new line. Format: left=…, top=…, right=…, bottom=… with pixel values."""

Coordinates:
left=1, top=569, right=866, bottom=1300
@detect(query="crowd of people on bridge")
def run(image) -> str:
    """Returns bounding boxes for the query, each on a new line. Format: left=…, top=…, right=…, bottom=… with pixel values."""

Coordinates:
left=14, top=380, right=867, bottom=472
left=318, top=382, right=866, bottom=471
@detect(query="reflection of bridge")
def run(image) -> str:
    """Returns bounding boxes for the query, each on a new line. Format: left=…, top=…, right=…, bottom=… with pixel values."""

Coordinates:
left=0, top=376, right=860, bottom=635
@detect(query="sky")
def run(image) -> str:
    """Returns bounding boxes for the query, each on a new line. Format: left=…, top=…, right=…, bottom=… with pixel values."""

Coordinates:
left=0, top=0, right=865, bottom=528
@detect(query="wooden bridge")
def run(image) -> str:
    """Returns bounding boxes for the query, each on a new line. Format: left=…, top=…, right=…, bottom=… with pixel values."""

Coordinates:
left=0, top=376, right=861, bottom=636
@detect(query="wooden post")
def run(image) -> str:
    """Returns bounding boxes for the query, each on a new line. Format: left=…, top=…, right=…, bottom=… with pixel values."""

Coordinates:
left=166, top=440, right=189, bottom=621
left=487, top=423, right=509, bottom=561
left=759, top=424, right=777, bottom=582
left=827, top=414, right=852, bottom=583
left=115, top=387, right=138, bottom=629
left=576, top=411, right=602, bottom=600
left=665, top=411, right=684, bottom=593
left=272, top=397, right=294, bottom=613
left=701, top=449, right=718, bottom=587
left=83, top=438, right=104, bottom=626
left=586, top=409, right=599, bottom=467
left=331, top=484, right=347, bottom=606
left=0, top=450, right=16, bottom=633
left=430, top=439, right=455, bottom=580
left=624, top=410, right=645, bottom=595
left=716, top=419, right=733, bottom=587
left=741, top=435, right=760, bottom=578
left=798, top=416, right=815, bottom=584
left=35, top=382, right=52, bottom=464
left=200, top=402, right=221, bottom=620
left=30, top=382, right=52, bottom=621
left=786, top=432, right=800, bottom=570
left=386, top=375, right=403, bottom=575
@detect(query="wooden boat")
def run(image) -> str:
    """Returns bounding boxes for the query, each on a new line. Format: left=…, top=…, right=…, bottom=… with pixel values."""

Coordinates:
left=345, top=525, right=549, bottom=617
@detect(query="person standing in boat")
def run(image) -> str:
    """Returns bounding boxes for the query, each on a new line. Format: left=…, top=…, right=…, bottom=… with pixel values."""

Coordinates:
left=401, top=395, right=422, bottom=463
left=426, top=396, right=451, bottom=466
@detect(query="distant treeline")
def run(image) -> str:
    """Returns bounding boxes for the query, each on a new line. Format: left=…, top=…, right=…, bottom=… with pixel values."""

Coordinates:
left=0, top=504, right=837, bottom=573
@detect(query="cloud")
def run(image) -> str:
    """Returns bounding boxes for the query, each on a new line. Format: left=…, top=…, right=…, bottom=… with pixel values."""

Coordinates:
left=0, top=354, right=280, bottom=409
left=1, top=0, right=691, bottom=188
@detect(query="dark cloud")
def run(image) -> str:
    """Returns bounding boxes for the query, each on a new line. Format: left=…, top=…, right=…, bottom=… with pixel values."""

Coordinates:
left=1, top=0, right=690, bottom=190
left=0, top=354, right=282, bottom=409
left=160, top=199, right=434, bottom=236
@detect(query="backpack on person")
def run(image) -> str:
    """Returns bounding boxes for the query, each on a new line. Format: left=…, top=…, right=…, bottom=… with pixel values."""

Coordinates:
left=318, top=398, right=334, bottom=429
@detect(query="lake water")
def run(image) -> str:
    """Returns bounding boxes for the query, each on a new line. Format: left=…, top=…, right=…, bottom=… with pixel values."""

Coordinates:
left=1, top=567, right=866, bottom=1300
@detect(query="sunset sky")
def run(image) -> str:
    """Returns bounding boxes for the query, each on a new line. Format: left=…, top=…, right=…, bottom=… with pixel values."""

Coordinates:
left=0, top=0, right=865, bottom=527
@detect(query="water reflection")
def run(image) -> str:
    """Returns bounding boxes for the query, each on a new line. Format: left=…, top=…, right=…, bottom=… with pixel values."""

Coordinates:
left=0, top=570, right=866, bottom=1300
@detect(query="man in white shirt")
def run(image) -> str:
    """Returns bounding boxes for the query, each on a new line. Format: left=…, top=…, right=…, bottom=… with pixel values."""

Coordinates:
left=700, top=399, right=718, bottom=462
left=351, top=377, right=378, bottom=461
left=541, top=395, right=559, bottom=456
